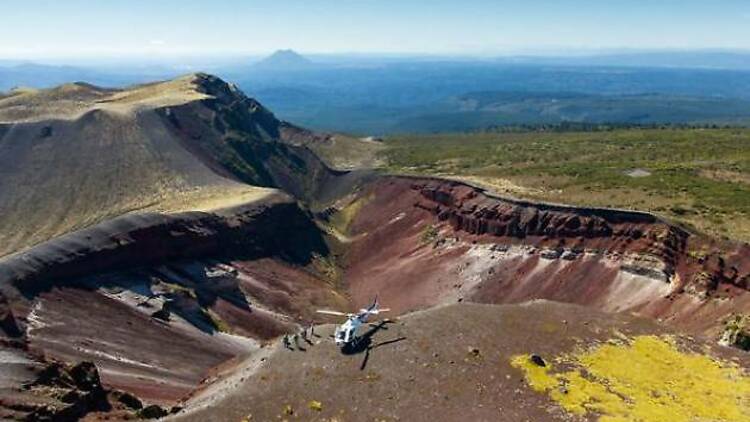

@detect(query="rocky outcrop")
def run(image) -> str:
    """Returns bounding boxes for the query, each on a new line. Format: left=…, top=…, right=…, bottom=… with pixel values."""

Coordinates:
left=0, top=357, right=172, bottom=421
left=415, top=178, right=688, bottom=260
left=17, top=361, right=142, bottom=422
left=0, top=194, right=329, bottom=314
left=0, top=294, right=22, bottom=338
left=720, top=314, right=750, bottom=351
left=158, top=73, right=353, bottom=204
left=340, top=175, right=750, bottom=344
left=408, top=177, right=750, bottom=296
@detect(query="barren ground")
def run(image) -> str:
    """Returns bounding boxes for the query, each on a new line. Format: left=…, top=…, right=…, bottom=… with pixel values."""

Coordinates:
left=172, top=301, right=750, bottom=422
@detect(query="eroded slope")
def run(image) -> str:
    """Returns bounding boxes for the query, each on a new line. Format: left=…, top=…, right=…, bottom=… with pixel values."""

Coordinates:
left=337, top=177, right=750, bottom=340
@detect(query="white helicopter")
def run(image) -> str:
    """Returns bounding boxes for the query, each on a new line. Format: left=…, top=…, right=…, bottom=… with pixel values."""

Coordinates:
left=316, top=297, right=390, bottom=347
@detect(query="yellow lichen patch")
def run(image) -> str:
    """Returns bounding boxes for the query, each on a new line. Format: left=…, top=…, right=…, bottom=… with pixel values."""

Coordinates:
left=551, top=370, right=630, bottom=417
left=511, top=335, right=750, bottom=422
left=510, top=355, right=559, bottom=392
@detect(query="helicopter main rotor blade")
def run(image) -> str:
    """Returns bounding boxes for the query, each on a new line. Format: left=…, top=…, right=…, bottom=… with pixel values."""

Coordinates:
left=316, top=310, right=349, bottom=316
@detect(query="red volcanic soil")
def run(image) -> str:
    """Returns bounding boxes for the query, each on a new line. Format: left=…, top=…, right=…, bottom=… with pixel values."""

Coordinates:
left=342, top=177, right=750, bottom=338
left=231, top=257, right=348, bottom=327
left=3, top=173, right=750, bottom=420
left=18, top=254, right=347, bottom=407
left=0, top=191, right=346, bottom=413
left=26, top=287, right=244, bottom=403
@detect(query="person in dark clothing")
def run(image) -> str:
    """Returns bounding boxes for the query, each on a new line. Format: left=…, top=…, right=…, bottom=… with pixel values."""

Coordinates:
left=301, top=328, right=312, bottom=345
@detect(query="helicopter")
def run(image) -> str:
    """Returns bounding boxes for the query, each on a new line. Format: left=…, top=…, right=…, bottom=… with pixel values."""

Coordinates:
left=316, top=297, right=390, bottom=347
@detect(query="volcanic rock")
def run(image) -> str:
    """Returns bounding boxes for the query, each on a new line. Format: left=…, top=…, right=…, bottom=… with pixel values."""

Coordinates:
left=139, top=404, right=169, bottom=419
left=530, top=354, right=547, bottom=367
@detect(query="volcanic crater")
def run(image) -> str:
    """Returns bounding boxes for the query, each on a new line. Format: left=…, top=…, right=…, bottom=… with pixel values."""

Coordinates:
left=1, top=74, right=749, bottom=421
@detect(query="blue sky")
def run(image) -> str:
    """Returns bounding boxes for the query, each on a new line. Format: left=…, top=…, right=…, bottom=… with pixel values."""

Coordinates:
left=1, top=0, right=750, bottom=58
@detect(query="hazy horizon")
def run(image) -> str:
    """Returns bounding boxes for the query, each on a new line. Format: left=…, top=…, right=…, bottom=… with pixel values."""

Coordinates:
left=2, top=49, right=749, bottom=75
left=5, top=47, right=750, bottom=64
left=2, top=0, right=750, bottom=60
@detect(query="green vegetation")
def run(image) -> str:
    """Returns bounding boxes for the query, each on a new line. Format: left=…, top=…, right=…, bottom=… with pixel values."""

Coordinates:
left=304, top=135, right=385, bottom=170
left=311, top=252, right=341, bottom=286
left=205, top=309, right=231, bottom=333
left=382, top=128, right=750, bottom=241
left=307, top=400, right=323, bottom=412
left=159, top=281, right=198, bottom=299
left=329, top=196, right=368, bottom=234
left=721, top=314, right=750, bottom=351
left=420, top=224, right=439, bottom=244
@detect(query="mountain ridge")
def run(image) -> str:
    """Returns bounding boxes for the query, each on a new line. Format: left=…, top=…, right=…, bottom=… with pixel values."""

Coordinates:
left=0, top=72, right=341, bottom=257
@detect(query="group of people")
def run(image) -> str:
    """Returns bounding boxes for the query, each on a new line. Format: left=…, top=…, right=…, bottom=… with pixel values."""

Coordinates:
left=282, top=322, right=316, bottom=350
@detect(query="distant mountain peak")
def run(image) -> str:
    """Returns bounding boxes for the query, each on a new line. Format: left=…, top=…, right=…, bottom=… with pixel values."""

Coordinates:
left=254, top=49, right=313, bottom=70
